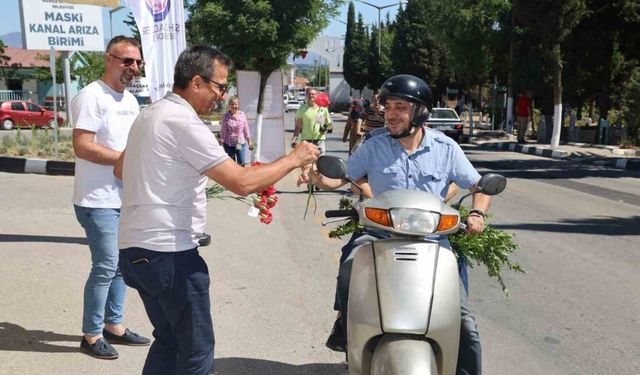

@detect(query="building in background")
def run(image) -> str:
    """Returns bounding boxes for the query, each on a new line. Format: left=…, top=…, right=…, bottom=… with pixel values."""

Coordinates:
left=0, top=47, right=80, bottom=108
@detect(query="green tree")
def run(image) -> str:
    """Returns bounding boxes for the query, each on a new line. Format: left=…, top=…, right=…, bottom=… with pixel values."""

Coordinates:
left=187, top=0, right=342, bottom=112
left=33, top=53, right=77, bottom=83
left=366, top=24, right=381, bottom=90
left=0, top=40, right=10, bottom=67
left=343, top=12, right=369, bottom=91
left=390, top=0, right=449, bottom=99
left=343, top=1, right=357, bottom=92
left=123, top=12, right=142, bottom=44
left=71, top=52, right=105, bottom=88
left=563, top=0, right=640, bottom=122
left=515, top=0, right=588, bottom=147
left=366, top=21, right=394, bottom=90
left=425, top=0, right=510, bottom=105
left=620, top=67, right=640, bottom=146
left=0, top=39, right=21, bottom=82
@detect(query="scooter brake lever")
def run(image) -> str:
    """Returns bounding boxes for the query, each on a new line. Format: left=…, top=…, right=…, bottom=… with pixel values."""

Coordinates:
left=322, top=217, right=349, bottom=226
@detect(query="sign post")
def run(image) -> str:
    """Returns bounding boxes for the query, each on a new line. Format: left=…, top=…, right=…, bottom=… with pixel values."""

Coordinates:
left=49, top=46, right=58, bottom=158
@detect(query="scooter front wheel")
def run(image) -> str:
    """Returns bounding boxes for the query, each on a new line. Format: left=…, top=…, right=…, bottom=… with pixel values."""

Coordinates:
left=370, top=336, right=437, bottom=375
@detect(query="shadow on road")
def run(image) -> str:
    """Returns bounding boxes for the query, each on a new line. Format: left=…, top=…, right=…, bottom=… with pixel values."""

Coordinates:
left=466, top=148, right=640, bottom=180
left=0, top=234, right=87, bottom=245
left=212, top=357, right=346, bottom=375
left=494, top=215, right=640, bottom=236
left=0, top=322, right=82, bottom=353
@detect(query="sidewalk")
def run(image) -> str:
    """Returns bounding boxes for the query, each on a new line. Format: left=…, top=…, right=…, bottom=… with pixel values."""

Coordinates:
left=467, top=130, right=640, bottom=171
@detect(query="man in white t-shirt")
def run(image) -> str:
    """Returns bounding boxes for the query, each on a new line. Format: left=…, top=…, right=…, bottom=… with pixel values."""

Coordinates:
left=114, top=46, right=319, bottom=375
left=72, top=35, right=150, bottom=360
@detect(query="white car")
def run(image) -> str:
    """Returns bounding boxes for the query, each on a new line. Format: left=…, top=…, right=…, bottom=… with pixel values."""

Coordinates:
left=425, top=107, right=464, bottom=143
left=285, top=99, right=302, bottom=112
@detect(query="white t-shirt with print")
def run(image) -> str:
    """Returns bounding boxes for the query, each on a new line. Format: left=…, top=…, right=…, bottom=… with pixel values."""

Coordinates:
left=71, top=80, right=139, bottom=208
left=118, top=92, right=230, bottom=252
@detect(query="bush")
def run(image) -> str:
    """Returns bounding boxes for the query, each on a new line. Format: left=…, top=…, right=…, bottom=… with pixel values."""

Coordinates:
left=620, top=67, right=640, bottom=147
left=0, top=127, right=74, bottom=160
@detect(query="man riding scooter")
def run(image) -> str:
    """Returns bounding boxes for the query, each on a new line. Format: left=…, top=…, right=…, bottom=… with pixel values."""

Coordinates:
left=299, top=74, right=491, bottom=374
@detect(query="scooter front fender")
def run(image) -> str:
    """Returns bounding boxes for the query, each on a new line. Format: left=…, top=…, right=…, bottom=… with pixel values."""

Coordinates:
left=370, top=335, right=437, bottom=375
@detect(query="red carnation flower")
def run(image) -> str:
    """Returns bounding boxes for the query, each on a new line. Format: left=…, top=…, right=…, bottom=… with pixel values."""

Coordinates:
left=314, top=92, right=330, bottom=108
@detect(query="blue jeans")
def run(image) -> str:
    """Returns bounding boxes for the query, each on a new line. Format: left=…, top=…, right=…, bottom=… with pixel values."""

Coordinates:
left=335, top=232, right=481, bottom=375
left=120, top=247, right=214, bottom=375
left=74, top=205, right=126, bottom=336
left=223, top=143, right=247, bottom=166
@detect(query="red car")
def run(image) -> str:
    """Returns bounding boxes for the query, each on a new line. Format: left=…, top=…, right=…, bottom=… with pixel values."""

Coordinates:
left=0, top=100, right=64, bottom=130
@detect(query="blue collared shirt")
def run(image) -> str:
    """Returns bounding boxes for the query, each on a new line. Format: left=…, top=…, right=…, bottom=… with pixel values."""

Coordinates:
left=347, top=128, right=481, bottom=200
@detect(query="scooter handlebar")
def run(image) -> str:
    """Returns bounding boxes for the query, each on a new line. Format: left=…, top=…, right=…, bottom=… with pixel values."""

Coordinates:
left=325, top=209, right=356, bottom=218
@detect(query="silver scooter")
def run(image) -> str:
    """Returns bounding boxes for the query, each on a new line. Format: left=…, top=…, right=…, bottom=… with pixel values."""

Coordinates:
left=317, top=155, right=506, bottom=375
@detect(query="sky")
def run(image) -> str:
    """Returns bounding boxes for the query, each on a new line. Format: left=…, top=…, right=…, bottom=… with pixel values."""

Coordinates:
left=0, top=0, right=403, bottom=45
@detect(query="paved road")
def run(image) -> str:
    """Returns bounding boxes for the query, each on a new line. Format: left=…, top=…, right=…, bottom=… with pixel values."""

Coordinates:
left=1, top=113, right=639, bottom=374
left=465, top=147, right=640, bottom=375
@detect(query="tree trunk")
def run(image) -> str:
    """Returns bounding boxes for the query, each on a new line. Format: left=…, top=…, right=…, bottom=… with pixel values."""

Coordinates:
left=550, top=43, right=562, bottom=148
left=598, top=33, right=617, bottom=123
left=506, top=4, right=516, bottom=134
left=253, top=73, right=268, bottom=163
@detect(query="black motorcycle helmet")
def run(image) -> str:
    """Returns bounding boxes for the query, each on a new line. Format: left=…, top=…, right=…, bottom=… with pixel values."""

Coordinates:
left=378, top=74, right=433, bottom=131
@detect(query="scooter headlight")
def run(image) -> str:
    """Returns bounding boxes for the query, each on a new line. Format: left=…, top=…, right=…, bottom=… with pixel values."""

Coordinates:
left=389, top=208, right=440, bottom=235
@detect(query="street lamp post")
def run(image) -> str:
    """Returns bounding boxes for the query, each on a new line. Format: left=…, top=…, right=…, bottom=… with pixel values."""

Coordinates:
left=356, top=0, right=407, bottom=56
left=109, top=5, right=126, bottom=38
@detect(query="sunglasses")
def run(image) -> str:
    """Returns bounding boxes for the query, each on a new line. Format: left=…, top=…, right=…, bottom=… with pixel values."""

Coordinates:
left=108, top=53, right=145, bottom=67
left=200, top=75, right=228, bottom=95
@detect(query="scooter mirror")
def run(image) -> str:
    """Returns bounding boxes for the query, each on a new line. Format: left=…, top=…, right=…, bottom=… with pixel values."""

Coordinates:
left=476, top=173, right=507, bottom=196
left=316, top=155, right=348, bottom=180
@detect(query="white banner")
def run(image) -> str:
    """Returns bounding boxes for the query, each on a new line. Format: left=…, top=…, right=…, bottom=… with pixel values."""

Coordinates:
left=127, top=0, right=186, bottom=102
left=19, top=0, right=105, bottom=51
left=237, top=70, right=285, bottom=163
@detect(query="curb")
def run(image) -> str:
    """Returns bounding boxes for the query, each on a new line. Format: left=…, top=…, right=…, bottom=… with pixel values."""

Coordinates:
left=0, top=156, right=74, bottom=176
left=481, top=142, right=640, bottom=171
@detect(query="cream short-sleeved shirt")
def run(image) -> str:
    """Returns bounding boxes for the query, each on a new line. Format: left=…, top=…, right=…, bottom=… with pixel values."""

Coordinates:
left=119, top=92, right=230, bottom=252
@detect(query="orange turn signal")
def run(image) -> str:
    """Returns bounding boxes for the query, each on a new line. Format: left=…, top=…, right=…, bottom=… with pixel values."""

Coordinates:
left=365, top=208, right=392, bottom=227
left=437, top=214, right=459, bottom=232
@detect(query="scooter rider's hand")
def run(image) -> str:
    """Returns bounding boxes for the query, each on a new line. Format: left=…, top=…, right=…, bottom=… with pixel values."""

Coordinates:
left=296, top=163, right=323, bottom=187
left=465, top=212, right=485, bottom=234
left=297, top=164, right=312, bottom=186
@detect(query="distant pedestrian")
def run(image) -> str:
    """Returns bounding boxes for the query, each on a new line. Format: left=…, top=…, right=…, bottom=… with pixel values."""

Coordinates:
left=516, top=91, right=533, bottom=143
left=343, top=99, right=364, bottom=154
left=342, top=99, right=358, bottom=143
left=220, top=97, right=252, bottom=166
left=291, top=87, right=332, bottom=155
left=71, top=35, right=151, bottom=360
left=362, top=94, right=385, bottom=141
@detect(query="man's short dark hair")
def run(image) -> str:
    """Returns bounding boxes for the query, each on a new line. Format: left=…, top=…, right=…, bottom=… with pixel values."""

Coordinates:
left=105, top=35, right=141, bottom=52
left=173, top=46, right=232, bottom=89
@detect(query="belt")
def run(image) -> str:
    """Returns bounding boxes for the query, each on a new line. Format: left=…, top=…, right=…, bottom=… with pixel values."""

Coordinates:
left=303, top=139, right=323, bottom=145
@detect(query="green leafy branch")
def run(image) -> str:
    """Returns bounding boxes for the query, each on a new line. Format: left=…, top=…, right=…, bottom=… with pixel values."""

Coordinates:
left=327, top=197, right=363, bottom=239
left=448, top=206, right=525, bottom=297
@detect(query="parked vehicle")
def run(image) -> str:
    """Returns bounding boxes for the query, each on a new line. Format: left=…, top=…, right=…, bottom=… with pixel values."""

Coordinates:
left=425, top=107, right=464, bottom=143
left=316, top=155, right=506, bottom=375
left=0, top=100, right=64, bottom=130
left=285, top=99, right=302, bottom=112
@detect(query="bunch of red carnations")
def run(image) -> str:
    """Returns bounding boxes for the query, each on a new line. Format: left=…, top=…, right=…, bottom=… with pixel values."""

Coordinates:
left=205, top=162, right=279, bottom=225
left=252, top=185, right=278, bottom=224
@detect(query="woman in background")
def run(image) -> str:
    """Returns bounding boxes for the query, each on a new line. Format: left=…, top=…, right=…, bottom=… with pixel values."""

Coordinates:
left=220, top=97, right=253, bottom=166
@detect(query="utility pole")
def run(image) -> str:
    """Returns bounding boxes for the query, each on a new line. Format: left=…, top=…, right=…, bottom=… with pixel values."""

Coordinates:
left=355, top=0, right=407, bottom=57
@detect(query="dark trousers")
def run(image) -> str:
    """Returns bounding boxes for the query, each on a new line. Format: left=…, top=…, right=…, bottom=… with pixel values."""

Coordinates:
left=119, top=247, right=214, bottom=375
left=335, top=232, right=481, bottom=375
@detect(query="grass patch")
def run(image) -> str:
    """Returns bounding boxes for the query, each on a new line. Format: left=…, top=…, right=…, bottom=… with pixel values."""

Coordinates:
left=0, top=127, right=74, bottom=161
